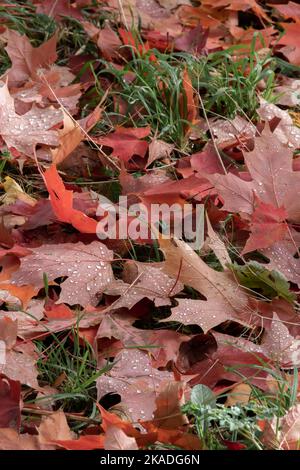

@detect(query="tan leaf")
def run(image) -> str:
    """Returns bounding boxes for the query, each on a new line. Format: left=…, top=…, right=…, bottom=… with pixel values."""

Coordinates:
left=38, top=410, right=74, bottom=445
left=153, top=381, right=188, bottom=428
left=225, top=383, right=251, bottom=406
left=104, top=426, right=138, bottom=450
left=51, top=106, right=101, bottom=165
left=206, top=214, right=231, bottom=269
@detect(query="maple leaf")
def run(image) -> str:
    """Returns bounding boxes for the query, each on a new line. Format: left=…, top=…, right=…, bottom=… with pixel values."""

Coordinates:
left=0, top=82, right=62, bottom=156
left=104, top=261, right=183, bottom=310
left=146, top=138, right=174, bottom=168
left=201, top=0, right=270, bottom=21
left=97, top=348, right=174, bottom=421
left=174, top=24, right=208, bottom=54
left=274, top=78, right=300, bottom=107
left=208, top=126, right=300, bottom=223
left=11, top=241, right=114, bottom=307
left=4, top=30, right=57, bottom=86
left=260, top=314, right=300, bottom=367
left=263, top=404, right=300, bottom=450
left=159, top=238, right=251, bottom=332
left=0, top=429, right=40, bottom=450
left=38, top=410, right=74, bottom=446
left=153, top=381, right=188, bottom=428
left=54, top=434, right=104, bottom=450
left=42, top=164, right=98, bottom=233
left=0, top=314, right=40, bottom=389
left=242, top=198, right=288, bottom=254
left=96, top=126, right=151, bottom=162
left=263, top=236, right=300, bottom=287
left=83, top=22, right=122, bottom=60
left=277, top=22, right=300, bottom=66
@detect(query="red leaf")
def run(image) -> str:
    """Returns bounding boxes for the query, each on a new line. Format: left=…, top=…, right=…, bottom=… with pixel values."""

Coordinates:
left=242, top=198, right=288, bottom=254
left=223, top=439, right=247, bottom=450
left=96, top=127, right=151, bottom=162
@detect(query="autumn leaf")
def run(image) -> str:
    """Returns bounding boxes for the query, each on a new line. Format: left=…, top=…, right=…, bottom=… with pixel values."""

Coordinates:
left=242, top=198, right=288, bottom=254
left=0, top=374, right=21, bottom=429
left=97, top=348, right=174, bottom=421
left=11, top=241, right=114, bottom=306
left=96, top=126, right=151, bottom=162
left=42, top=164, right=98, bottom=233
left=0, top=81, right=62, bottom=156
left=4, top=30, right=57, bottom=86
left=160, top=237, right=251, bottom=332
left=104, top=260, right=183, bottom=310
left=104, top=426, right=138, bottom=450
left=208, top=126, right=300, bottom=223
left=36, top=0, right=83, bottom=20
left=51, top=106, right=102, bottom=165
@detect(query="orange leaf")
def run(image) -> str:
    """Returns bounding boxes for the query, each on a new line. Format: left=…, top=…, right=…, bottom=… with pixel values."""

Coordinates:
left=43, top=165, right=98, bottom=233
left=0, top=284, right=38, bottom=308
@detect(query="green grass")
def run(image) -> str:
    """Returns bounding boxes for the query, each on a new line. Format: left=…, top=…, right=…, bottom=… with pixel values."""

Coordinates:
left=30, top=326, right=111, bottom=424
left=89, top=33, right=278, bottom=151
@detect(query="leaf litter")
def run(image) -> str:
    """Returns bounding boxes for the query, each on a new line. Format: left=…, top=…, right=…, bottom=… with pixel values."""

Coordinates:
left=0, top=0, right=300, bottom=451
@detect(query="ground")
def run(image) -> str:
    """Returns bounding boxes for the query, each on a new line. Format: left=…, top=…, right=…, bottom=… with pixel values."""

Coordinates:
left=0, top=0, right=300, bottom=451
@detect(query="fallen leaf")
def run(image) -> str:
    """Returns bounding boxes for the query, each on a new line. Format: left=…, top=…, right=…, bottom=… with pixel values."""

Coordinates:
left=104, top=425, right=138, bottom=450
left=11, top=241, right=114, bottom=307
left=4, top=30, right=57, bottom=86
left=38, top=410, right=74, bottom=445
left=0, top=374, right=21, bottom=429
left=209, top=126, right=300, bottom=222
left=96, top=126, right=151, bottom=162
left=97, top=348, right=174, bottom=421
left=225, top=383, right=251, bottom=406
left=0, top=81, right=62, bottom=156
left=160, top=238, right=250, bottom=332
left=42, top=164, right=98, bottom=233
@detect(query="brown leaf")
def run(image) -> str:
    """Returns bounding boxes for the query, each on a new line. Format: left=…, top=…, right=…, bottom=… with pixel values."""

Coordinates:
left=225, top=383, right=251, bottom=406
left=0, top=429, right=40, bottom=450
left=38, top=410, right=74, bottom=445
left=4, top=30, right=57, bottom=86
left=104, top=261, right=183, bottom=310
left=3, top=349, right=39, bottom=389
left=209, top=126, right=300, bottom=222
left=258, top=98, right=300, bottom=150
left=51, top=106, right=102, bottom=165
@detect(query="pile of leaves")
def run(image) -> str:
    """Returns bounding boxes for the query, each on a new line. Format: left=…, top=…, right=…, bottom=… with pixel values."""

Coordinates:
left=0, top=0, right=300, bottom=451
